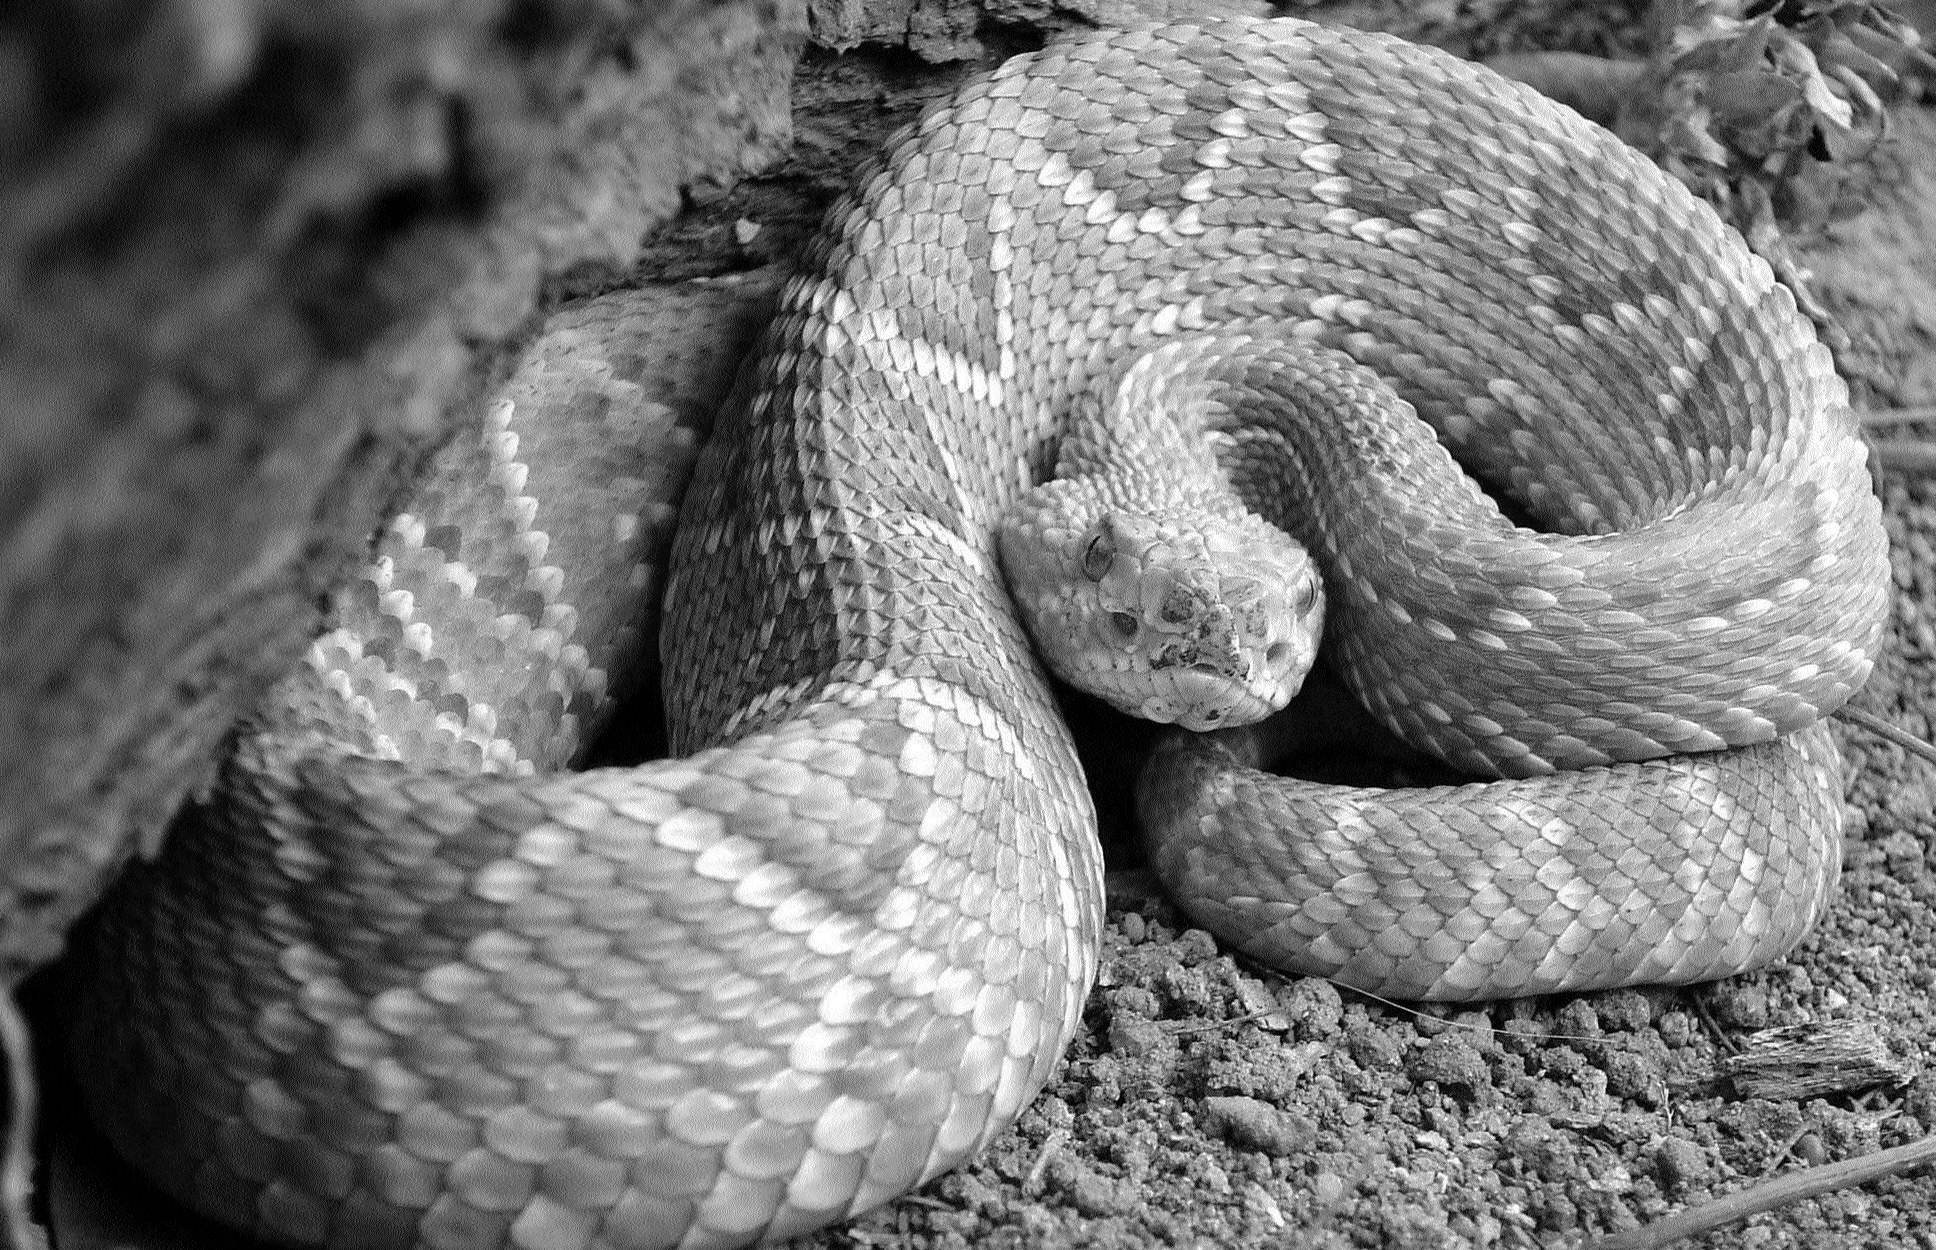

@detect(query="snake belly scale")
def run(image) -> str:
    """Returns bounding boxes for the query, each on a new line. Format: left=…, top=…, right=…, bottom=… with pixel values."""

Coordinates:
left=76, top=15, right=1887, bottom=1250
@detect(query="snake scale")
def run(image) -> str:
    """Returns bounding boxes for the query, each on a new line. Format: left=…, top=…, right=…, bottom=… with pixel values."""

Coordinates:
left=75, top=15, right=1889, bottom=1250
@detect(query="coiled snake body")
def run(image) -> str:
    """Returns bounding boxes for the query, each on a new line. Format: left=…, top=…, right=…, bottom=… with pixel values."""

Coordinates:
left=78, top=16, right=1889, bottom=1250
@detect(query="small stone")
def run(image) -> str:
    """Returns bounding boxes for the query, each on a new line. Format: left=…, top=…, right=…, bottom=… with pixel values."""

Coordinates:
left=1537, top=1046, right=1587, bottom=1079
left=1507, top=1118, right=1578, bottom=1182
left=1242, top=1183, right=1285, bottom=1226
left=1069, top=1169, right=1133, bottom=1216
left=1408, top=1035, right=1490, bottom=1091
left=1158, top=962, right=1213, bottom=1012
left=1602, top=1049, right=1665, bottom=1105
left=1200, top=1095, right=1316, bottom=1157
left=1383, top=1205, right=1461, bottom=1249
left=1656, top=1011, right=1696, bottom=1049
left=1655, top=1138, right=1710, bottom=1193
left=1106, top=1013, right=1166, bottom=1059
left=1596, top=991, right=1653, bottom=1033
left=1082, top=1055, right=1123, bottom=1104
left=1883, top=830, right=1925, bottom=879
left=1344, top=1019, right=1402, bottom=1072
left=1175, top=928, right=1220, bottom=962
left=1528, top=1079, right=1571, bottom=1115
left=1706, top=984, right=1769, bottom=1029
left=1280, top=977, right=1343, bottom=1038
left=1532, top=1183, right=1578, bottom=1233
left=1555, top=1000, right=1601, bottom=1037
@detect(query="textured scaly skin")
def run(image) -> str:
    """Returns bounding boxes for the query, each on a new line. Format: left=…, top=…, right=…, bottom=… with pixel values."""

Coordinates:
left=77, top=17, right=1887, bottom=1250
left=1107, top=338, right=1874, bottom=1006
left=1011, top=332, right=1881, bottom=997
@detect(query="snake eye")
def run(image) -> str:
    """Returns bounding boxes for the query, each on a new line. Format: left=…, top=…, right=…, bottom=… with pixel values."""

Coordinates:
left=1293, top=576, right=1319, bottom=616
left=1082, top=530, right=1114, bottom=582
left=1109, top=611, right=1140, bottom=640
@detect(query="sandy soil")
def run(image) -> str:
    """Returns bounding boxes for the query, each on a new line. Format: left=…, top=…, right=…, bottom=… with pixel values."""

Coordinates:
left=31, top=6, right=1936, bottom=1249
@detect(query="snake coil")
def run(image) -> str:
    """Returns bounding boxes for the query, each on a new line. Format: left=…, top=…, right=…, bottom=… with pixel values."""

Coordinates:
left=77, top=16, right=1886, bottom=1250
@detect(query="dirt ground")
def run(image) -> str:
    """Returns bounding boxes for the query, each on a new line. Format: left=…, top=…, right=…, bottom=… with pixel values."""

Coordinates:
left=29, top=4, right=1936, bottom=1249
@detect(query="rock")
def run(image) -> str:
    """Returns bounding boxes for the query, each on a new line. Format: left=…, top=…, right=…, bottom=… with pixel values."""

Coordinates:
left=1409, top=1035, right=1491, bottom=1093
left=1200, top=1095, right=1317, bottom=1157
left=1654, top=1138, right=1710, bottom=1194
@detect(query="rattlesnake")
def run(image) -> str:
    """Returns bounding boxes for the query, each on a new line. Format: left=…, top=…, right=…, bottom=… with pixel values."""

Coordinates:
left=76, top=16, right=1888, bottom=1250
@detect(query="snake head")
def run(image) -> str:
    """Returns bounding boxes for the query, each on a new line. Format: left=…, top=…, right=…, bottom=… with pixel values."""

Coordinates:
left=1001, top=500, right=1324, bottom=730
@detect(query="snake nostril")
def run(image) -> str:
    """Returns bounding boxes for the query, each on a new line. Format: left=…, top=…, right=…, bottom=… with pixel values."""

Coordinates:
left=1110, top=611, right=1140, bottom=640
left=1266, top=640, right=1290, bottom=667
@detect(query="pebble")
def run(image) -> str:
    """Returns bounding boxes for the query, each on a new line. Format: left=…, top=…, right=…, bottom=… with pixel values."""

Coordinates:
left=1654, top=1138, right=1710, bottom=1193
left=1508, top=1117, right=1580, bottom=1182
left=1107, top=1013, right=1167, bottom=1060
left=1601, top=1049, right=1666, bottom=1105
left=1595, top=991, right=1653, bottom=1033
left=1705, top=984, right=1769, bottom=1029
left=1200, top=1095, right=1317, bottom=1157
left=1408, top=1035, right=1490, bottom=1091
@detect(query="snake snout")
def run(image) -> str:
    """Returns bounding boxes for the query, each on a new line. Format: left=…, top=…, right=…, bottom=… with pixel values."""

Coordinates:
left=1145, top=663, right=1263, bottom=729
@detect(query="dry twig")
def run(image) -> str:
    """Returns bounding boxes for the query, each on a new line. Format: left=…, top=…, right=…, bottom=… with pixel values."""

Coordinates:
left=1839, top=705, right=1936, bottom=767
left=1580, top=1132, right=1936, bottom=1250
